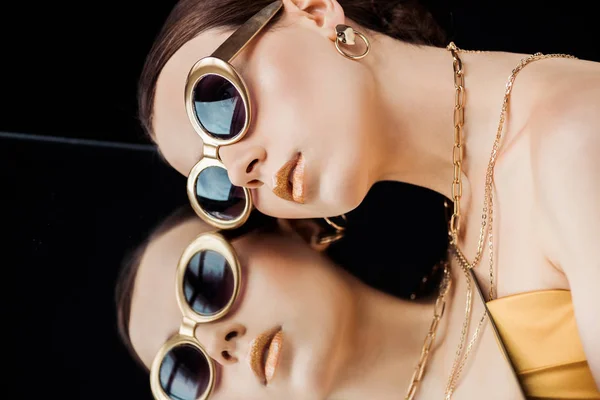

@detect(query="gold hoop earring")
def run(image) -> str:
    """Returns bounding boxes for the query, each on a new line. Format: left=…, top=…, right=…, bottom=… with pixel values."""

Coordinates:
left=335, top=25, right=370, bottom=60
left=312, top=214, right=348, bottom=248
left=284, top=215, right=348, bottom=251
left=323, top=214, right=348, bottom=232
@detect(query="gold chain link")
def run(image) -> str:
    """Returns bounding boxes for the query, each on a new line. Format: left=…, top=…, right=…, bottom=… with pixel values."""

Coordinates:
left=445, top=246, right=487, bottom=399
left=444, top=42, right=576, bottom=398
left=405, top=263, right=452, bottom=400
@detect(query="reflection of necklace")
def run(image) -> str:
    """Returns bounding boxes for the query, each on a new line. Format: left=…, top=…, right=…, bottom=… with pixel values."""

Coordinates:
left=404, top=262, right=452, bottom=400
left=444, top=42, right=577, bottom=399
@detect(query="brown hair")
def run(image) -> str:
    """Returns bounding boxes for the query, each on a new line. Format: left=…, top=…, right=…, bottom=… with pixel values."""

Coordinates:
left=138, top=0, right=446, bottom=137
left=115, top=205, right=197, bottom=372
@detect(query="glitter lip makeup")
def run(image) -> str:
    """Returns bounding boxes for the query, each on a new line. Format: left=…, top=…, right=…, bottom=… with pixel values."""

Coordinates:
left=247, top=327, right=284, bottom=385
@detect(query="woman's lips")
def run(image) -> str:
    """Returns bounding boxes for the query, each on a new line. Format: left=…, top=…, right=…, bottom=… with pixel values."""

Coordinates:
left=247, top=327, right=284, bottom=385
left=265, top=331, right=283, bottom=383
left=272, top=153, right=305, bottom=204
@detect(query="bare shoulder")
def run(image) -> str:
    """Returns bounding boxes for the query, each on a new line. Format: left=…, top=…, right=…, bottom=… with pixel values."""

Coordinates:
left=523, top=57, right=600, bottom=379
left=526, top=61, right=600, bottom=268
left=528, top=61, right=600, bottom=168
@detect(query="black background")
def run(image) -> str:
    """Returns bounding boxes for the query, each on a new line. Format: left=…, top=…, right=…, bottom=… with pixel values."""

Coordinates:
left=3, top=1, right=599, bottom=399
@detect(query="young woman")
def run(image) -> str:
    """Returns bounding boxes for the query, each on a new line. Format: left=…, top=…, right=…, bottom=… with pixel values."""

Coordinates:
left=136, top=0, right=600, bottom=396
left=115, top=207, right=527, bottom=399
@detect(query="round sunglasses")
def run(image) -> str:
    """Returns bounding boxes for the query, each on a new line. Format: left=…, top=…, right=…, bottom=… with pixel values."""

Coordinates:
left=150, top=227, right=249, bottom=400
left=185, top=1, right=283, bottom=229
left=147, top=207, right=346, bottom=400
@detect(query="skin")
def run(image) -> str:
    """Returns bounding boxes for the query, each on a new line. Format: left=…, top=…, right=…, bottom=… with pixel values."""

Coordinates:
left=151, top=0, right=600, bottom=387
left=129, top=214, right=522, bottom=400
left=128, top=216, right=530, bottom=399
left=129, top=217, right=444, bottom=399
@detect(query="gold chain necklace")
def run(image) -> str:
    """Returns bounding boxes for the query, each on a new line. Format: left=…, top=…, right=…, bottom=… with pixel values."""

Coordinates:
left=444, top=42, right=577, bottom=399
left=405, top=262, right=452, bottom=400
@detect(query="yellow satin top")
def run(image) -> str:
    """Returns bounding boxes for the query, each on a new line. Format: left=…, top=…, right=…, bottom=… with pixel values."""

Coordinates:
left=486, top=290, right=600, bottom=399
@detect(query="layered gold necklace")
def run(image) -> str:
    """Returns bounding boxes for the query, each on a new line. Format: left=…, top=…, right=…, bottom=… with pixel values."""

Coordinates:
left=404, top=262, right=452, bottom=399
left=443, top=42, right=576, bottom=399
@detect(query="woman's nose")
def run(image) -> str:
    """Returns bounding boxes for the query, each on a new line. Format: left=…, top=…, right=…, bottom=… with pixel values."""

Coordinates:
left=218, top=144, right=266, bottom=188
left=200, top=323, right=247, bottom=365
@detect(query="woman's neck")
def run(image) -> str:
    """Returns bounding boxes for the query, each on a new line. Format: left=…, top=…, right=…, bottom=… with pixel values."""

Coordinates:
left=328, top=277, right=437, bottom=399
left=366, top=37, right=527, bottom=211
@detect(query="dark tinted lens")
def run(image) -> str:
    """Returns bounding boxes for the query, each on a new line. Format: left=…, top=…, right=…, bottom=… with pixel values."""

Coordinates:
left=195, top=166, right=246, bottom=221
left=159, top=345, right=211, bottom=400
left=193, top=75, right=246, bottom=140
left=184, top=249, right=235, bottom=316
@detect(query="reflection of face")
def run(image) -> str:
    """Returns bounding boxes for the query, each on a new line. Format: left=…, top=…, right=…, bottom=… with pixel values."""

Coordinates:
left=129, top=218, right=359, bottom=399
left=153, top=9, right=385, bottom=219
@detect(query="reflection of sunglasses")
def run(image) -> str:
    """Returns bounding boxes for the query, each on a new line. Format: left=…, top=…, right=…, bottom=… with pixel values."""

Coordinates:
left=150, top=214, right=272, bottom=400
left=148, top=207, right=345, bottom=400
left=185, top=1, right=283, bottom=230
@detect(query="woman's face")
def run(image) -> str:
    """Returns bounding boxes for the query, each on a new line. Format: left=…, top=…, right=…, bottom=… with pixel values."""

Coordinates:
left=153, top=3, right=385, bottom=219
left=129, top=218, right=359, bottom=400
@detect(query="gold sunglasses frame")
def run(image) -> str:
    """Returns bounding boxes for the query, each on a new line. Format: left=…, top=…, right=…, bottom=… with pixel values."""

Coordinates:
left=185, top=1, right=284, bottom=230
left=150, top=232, right=242, bottom=400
